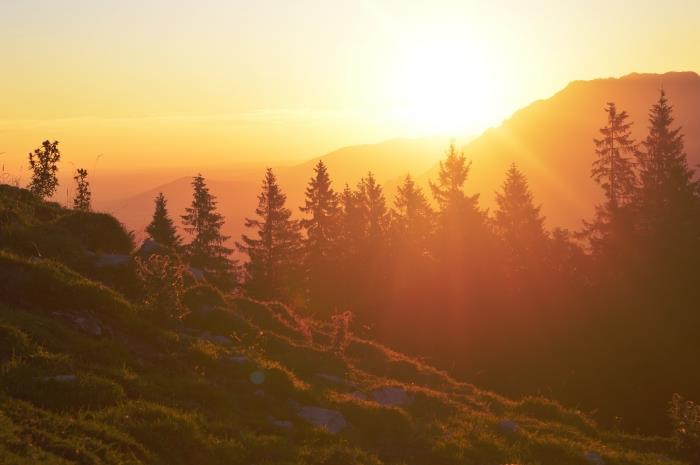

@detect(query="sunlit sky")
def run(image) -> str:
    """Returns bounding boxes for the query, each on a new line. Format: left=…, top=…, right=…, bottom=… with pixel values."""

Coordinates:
left=1, top=0, right=699, bottom=171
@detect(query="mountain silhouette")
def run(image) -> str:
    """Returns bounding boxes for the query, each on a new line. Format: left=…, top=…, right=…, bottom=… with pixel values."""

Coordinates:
left=413, top=71, right=700, bottom=228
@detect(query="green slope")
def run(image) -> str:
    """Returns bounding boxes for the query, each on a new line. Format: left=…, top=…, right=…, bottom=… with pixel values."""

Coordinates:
left=0, top=184, right=688, bottom=465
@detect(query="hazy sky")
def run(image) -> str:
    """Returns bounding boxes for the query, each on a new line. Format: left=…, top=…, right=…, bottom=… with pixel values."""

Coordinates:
left=1, top=0, right=699, bottom=171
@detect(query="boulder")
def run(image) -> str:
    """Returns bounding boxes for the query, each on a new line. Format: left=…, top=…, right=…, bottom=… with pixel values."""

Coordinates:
left=42, top=374, right=77, bottom=383
left=73, top=315, right=103, bottom=337
left=297, top=406, right=348, bottom=433
left=268, top=416, right=293, bottom=430
left=583, top=451, right=605, bottom=465
left=135, top=239, right=169, bottom=258
left=227, top=355, right=249, bottom=365
left=370, top=386, right=412, bottom=406
left=315, top=373, right=357, bottom=388
left=94, top=254, right=131, bottom=268
left=497, top=419, right=520, bottom=435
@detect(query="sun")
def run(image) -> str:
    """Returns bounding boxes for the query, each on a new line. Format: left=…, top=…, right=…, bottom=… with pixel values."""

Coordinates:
left=388, top=38, right=500, bottom=135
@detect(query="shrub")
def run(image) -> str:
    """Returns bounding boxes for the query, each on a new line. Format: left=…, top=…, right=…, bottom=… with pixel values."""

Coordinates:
left=56, top=211, right=134, bottom=254
left=669, top=393, right=700, bottom=461
left=330, top=311, right=353, bottom=355
left=135, top=255, right=186, bottom=319
left=0, top=324, right=33, bottom=363
left=181, top=284, right=225, bottom=313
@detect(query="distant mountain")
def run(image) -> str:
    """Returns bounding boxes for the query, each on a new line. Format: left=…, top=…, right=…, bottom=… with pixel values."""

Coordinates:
left=103, top=137, right=455, bottom=245
left=415, top=71, right=700, bottom=229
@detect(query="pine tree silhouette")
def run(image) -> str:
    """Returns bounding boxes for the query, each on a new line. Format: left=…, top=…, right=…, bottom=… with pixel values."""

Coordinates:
left=181, top=174, right=235, bottom=287
left=391, top=174, right=433, bottom=253
left=146, top=192, right=181, bottom=248
left=592, top=102, right=637, bottom=210
left=299, top=161, right=340, bottom=309
left=494, top=164, right=548, bottom=271
left=237, top=168, right=301, bottom=300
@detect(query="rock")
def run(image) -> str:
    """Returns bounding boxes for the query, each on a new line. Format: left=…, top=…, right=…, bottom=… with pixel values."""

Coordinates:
left=583, top=451, right=605, bottom=465
left=227, top=355, right=249, bottom=365
left=249, top=371, right=265, bottom=385
left=351, top=391, right=368, bottom=401
left=370, top=386, right=412, bottom=406
left=94, top=254, right=131, bottom=268
left=187, top=266, right=205, bottom=281
left=268, top=416, right=293, bottom=430
left=136, top=239, right=169, bottom=257
left=497, top=419, right=520, bottom=435
left=315, top=373, right=357, bottom=388
left=42, top=374, right=77, bottom=383
left=73, top=315, right=103, bottom=337
left=205, top=334, right=233, bottom=346
left=297, top=406, right=348, bottom=433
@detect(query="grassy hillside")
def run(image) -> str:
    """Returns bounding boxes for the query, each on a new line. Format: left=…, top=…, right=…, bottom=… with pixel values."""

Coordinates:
left=0, top=185, right=689, bottom=464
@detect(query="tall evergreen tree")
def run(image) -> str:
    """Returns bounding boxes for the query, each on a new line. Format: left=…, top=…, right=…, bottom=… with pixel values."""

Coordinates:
left=299, top=161, right=341, bottom=309
left=391, top=175, right=433, bottom=253
left=357, top=172, right=389, bottom=241
left=429, top=143, right=486, bottom=247
left=72, top=168, right=91, bottom=212
left=237, top=168, right=301, bottom=300
left=300, top=161, right=339, bottom=249
left=592, top=102, right=637, bottom=210
left=430, top=143, right=480, bottom=215
left=28, top=140, right=61, bottom=199
left=636, top=90, right=699, bottom=238
left=146, top=192, right=181, bottom=248
left=181, top=174, right=235, bottom=287
left=493, top=164, right=548, bottom=272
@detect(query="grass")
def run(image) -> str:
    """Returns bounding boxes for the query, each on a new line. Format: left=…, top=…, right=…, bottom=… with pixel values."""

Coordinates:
left=0, top=186, right=691, bottom=464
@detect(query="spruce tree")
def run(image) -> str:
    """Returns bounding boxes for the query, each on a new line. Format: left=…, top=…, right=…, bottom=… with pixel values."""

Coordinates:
left=634, top=90, right=700, bottom=268
left=357, top=172, right=389, bottom=241
left=584, top=104, right=639, bottom=259
left=429, top=142, right=479, bottom=215
left=391, top=175, right=433, bottom=253
left=181, top=174, right=235, bottom=287
left=636, top=90, right=699, bottom=233
left=28, top=140, right=61, bottom=199
left=146, top=192, right=181, bottom=248
left=237, top=168, right=301, bottom=300
left=72, top=168, right=91, bottom=212
left=592, top=102, right=637, bottom=210
left=299, top=161, right=341, bottom=309
left=493, top=164, right=548, bottom=271
left=299, top=162, right=340, bottom=265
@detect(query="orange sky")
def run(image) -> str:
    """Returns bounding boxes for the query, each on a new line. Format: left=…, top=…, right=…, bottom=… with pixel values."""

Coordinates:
left=1, top=0, right=699, bottom=174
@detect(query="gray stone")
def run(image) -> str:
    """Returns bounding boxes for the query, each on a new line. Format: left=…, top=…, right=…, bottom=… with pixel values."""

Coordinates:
left=315, top=373, right=357, bottom=388
left=297, top=406, right=348, bottom=433
left=73, top=315, right=103, bottom=337
left=94, top=254, right=131, bottom=268
left=43, top=374, right=77, bottom=383
left=370, top=386, right=412, bottom=406
left=351, top=391, right=368, bottom=401
left=228, top=355, right=249, bottom=365
left=583, top=451, right=605, bottom=465
left=497, top=419, right=520, bottom=435
left=268, top=416, right=293, bottom=430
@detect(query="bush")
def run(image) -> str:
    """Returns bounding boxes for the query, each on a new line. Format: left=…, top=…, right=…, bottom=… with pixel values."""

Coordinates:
left=670, top=393, right=700, bottom=461
left=182, top=284, right=225, bottom=313
left=3, top=364, right=126, bottom=411
left=56, top=211, right=134, bottom=254
left=135, top=255, right=186, bottom=319
left=0, top=324, right=34, bottom=363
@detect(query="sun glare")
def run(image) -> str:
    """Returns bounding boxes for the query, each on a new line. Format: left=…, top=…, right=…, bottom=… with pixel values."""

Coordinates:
left=389, top=39, right=501, bottom=135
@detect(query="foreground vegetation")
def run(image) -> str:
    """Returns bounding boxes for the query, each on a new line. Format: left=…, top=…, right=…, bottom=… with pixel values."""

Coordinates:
left=0, top=183, right=694, bottom=464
